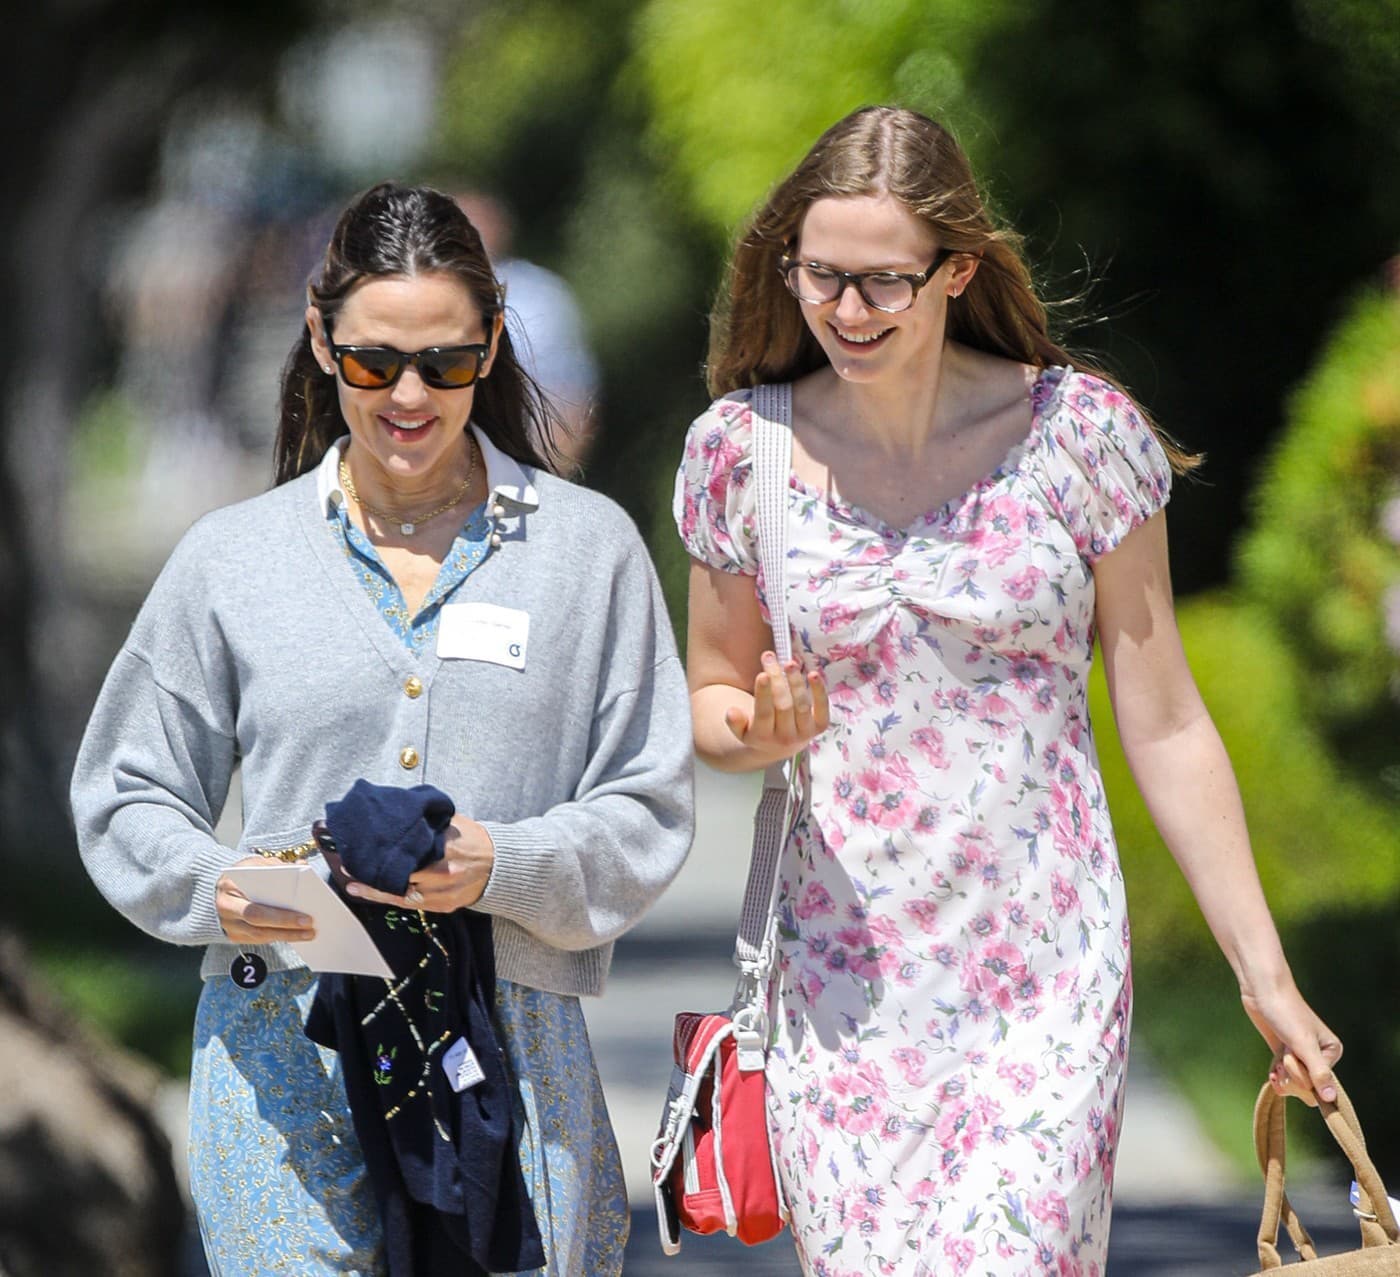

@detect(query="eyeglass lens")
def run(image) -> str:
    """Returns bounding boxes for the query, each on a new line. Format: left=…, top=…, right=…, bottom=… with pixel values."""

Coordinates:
left=786, top=264, right=917, bottom=312
left=338, top=347, right=484, bottom=389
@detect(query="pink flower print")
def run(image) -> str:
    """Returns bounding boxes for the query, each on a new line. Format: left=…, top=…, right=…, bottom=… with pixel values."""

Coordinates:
left=996, top=1058, right=1038, bottom=1096
left=677, top=491, right=701, bottom=545
left=971, top=495, right=1029, bottom=567
left=1030, top=1190, right=1071, bottom=1233
left=1009, top=655, right=1054, bottom=698
left=903, top=897, right=940, bottom=934
left=892, top=1045, right=929, bottom=1088
left=976, top=691, right=1016, bottom=739
left=866, top=913, right=904, bottom=946
left=910, top=725, right=951, bottom=769
left=1003, top=899, right=1030, bottom=930
left=797, top=968, right=827, bottom=1006
left=909, top=1176, right=938, bottom=1209
left=697, top=428, right=743, bottom=504
left=934, top=1094, right=969, bottom=1146
left=938, top=1074, right=967, bottom=1103
left=853, top=764, right=918, bottom=829
left=936, top=685, right=976, bottom=715
left=826, top=678, right=867, bottom=722
left=963, top=1093, right=1006, bottom=1152
left=943, top=1236, right=976, bottom=1274
left=1050, top=870, right=1081, bottom=917
left=830, top=1061, right=889, bottom=1135
left=871, top=621, right=902, bottom=675
left=835, top=924, right=885, bottom=980
left=914, top=804, right=941, bottom=833
left=1049, top=781, right=1091, bottom=861
left=819, top=600, right=862, bottom=633
left=968, top=910, right=1001, bottom=940
left=1004, top=564, right=1047, bottom=602
left=960, top=939, right=1030, bottom=1013
left=796, top=881, right=837, bottom=920
left=892, top=957, right=923, bottom=987
left=950, top=828, right=990, bottom=876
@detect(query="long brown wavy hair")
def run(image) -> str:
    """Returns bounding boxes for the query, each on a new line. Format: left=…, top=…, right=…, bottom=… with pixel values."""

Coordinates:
left=274, top=183, right=561, bottom=484
left=708, top=106, right=1199, bottom=475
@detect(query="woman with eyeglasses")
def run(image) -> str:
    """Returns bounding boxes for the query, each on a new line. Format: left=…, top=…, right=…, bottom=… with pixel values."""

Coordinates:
left=72, top=182, right=693, bottom=1275
left=675, top=106, right=1339, bottom=1274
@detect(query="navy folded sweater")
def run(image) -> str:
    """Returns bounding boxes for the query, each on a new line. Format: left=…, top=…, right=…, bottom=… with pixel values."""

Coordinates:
left=305, top=780, right=544, bottom=1276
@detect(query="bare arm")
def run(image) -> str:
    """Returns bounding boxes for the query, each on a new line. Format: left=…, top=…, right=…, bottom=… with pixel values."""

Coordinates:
left=1095, top=512, right=1341, bottom=1103
left=686, top=558, right=829, bottom=772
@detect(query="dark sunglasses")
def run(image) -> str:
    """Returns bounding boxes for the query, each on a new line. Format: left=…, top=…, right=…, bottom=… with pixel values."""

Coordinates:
left=327, top=338, right=491, bottom=390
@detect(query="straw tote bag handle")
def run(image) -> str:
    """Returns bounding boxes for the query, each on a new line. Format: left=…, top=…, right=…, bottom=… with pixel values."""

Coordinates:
left=1253, top=1077, right=1400, bottom=1272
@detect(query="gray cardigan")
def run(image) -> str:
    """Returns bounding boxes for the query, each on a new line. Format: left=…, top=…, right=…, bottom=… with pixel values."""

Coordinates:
left=71, top=431, right=695, bottom=995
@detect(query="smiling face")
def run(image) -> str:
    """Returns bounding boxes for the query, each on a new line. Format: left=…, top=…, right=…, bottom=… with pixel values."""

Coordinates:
left=307, top=271, right=503, bottom=494
left=794, top=193, right=964, bottom=386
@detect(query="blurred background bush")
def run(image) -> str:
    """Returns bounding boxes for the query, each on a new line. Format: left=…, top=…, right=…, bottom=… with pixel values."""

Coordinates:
left=3, top=0, right=1397, bottom=1249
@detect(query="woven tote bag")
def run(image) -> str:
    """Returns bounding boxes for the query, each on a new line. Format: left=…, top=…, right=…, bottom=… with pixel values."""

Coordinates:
left=1251, top=1078, right=1400, bottom=1273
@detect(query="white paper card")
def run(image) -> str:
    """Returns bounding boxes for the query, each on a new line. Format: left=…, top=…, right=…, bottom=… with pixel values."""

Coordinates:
left=436, top=602, right=529, bottom=669
left=442, top=1035, right=486, bottom=1092
left=222, top=864, right=393, bottom=979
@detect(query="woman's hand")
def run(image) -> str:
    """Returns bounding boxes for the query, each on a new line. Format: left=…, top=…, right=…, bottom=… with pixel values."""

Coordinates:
left=723, top=651, right=830, bottom=766
left=1241, top=980, right=1343, bottom=1107
left=342, top=815, right=495, bottom=913
left=216, top=855, right=316, bottom=945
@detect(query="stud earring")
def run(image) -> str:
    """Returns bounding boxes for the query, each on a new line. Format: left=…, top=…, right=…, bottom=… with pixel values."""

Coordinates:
left=323, top=364, right=334, bottom=374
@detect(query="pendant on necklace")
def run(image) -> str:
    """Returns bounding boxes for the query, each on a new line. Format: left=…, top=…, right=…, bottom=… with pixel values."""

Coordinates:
left=400, top=522, right=416, bottom=536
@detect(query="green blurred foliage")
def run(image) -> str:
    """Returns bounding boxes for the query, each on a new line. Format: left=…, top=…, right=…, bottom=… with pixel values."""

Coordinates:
left=432, top=0, right=720, bottom=634
left=1237, top=289, right=1400, bottom=772
left=634, top=0, right=1015, bottom=234
left=1092, top=595, right=1400, bottom=1170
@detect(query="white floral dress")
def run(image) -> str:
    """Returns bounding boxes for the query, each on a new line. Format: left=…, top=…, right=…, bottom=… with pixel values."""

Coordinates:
left=674, top=368, right=1172, bottom=1277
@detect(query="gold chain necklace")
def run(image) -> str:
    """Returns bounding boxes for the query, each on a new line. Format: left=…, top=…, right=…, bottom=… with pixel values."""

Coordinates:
left=339, top=441, right=477, bottom=536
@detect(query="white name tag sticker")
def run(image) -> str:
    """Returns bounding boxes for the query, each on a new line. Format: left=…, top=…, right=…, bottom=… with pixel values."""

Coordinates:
left=437, top=603, right=529, bottom=669
left=442, top=1035, right=486, bottom=1092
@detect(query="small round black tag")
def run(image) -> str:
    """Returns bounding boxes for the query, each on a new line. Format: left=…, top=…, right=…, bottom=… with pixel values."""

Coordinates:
left=230, top=952, right=268, bottom=990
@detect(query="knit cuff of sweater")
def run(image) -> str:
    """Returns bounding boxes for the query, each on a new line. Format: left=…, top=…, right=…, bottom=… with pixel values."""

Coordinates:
left=473, top=821, right=551, bottom=929
left=192, top=838, right=257, bottom=942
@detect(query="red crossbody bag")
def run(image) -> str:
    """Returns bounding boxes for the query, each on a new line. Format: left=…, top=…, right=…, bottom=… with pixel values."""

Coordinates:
left=651, top=383, right=800, bottom=1255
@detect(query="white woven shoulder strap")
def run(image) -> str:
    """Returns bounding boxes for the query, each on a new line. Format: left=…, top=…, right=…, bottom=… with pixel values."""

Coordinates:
left=750, top=383, right=793, bottom=666
left=731, top=384, right=796, bottom=1063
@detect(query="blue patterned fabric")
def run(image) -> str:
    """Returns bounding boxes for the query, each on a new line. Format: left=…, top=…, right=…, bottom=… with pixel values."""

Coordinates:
left=326, top=498, right=492, bottom=649
left=191, top=499, right=627, bottom=1276
left=190, top=969, right=384, bottom=1275
left=191, top=972, right=627, bottom=1275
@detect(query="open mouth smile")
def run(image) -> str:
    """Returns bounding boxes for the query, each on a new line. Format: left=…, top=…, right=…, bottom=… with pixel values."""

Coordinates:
left=830, top=324, right=894, bottom=350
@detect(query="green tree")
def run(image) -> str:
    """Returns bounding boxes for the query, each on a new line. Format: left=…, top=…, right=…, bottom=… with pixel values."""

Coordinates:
left=1237, top=288, right=1400, bottom=783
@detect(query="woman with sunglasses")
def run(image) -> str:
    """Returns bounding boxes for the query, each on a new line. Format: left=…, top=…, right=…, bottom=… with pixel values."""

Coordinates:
left=674, top=106, right=1339, bottom=1274
left=72, top=182, right=693, bottom=1274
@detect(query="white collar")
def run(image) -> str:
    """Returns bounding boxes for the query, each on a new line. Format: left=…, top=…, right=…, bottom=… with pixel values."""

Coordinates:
left=315, top=425, right=540, bottom=517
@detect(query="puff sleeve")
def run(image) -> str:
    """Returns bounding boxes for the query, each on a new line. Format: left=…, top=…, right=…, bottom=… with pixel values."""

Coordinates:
left=672, top=391, right=760, bottom=575
left=1040, top=371, right=1173, bottom=562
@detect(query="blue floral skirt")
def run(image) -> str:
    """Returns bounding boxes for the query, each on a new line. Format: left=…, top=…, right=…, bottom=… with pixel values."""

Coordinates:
left=189, top=968, right=627, bottom=1275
